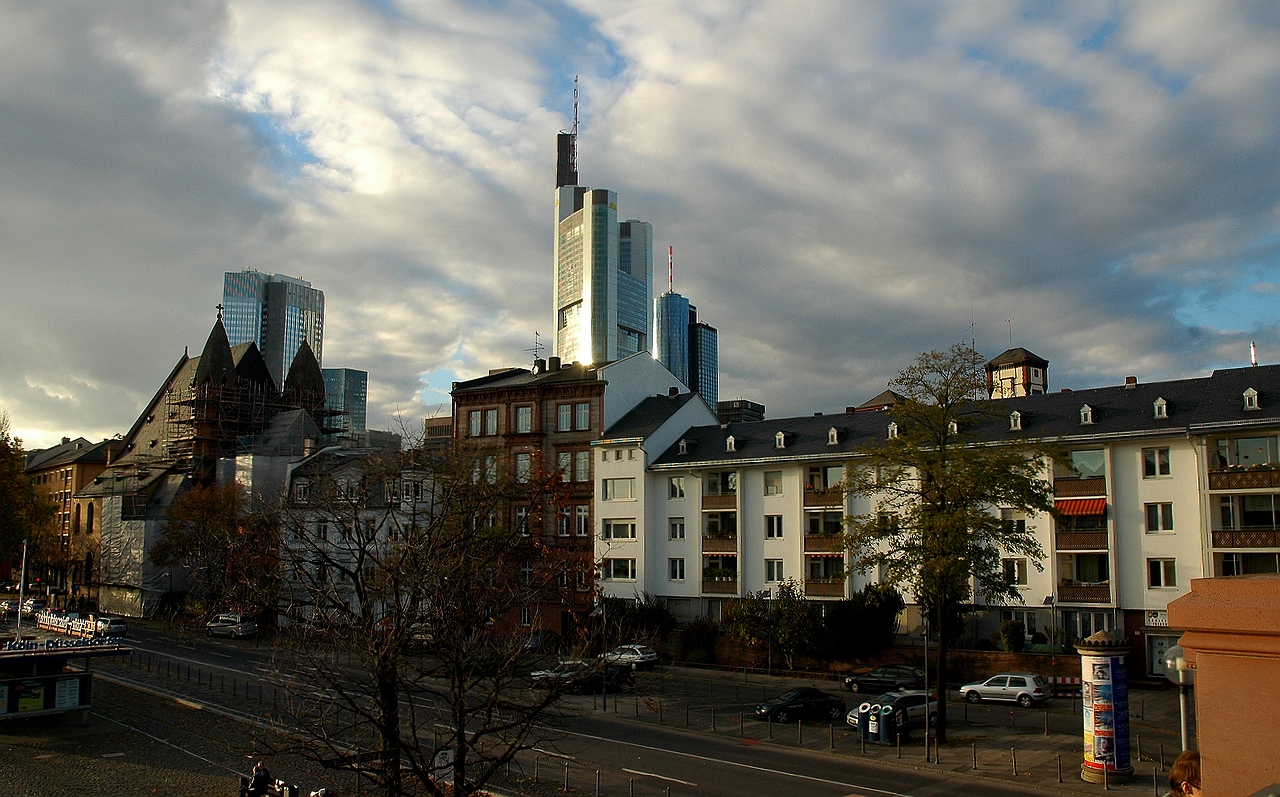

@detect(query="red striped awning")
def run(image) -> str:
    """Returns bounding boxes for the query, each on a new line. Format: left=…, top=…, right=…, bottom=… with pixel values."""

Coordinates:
left=1055, top=498, right=1107, bottom=516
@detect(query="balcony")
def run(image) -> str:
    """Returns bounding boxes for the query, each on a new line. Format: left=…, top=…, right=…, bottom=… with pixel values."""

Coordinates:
left=1055, top=531, right=1108, bottom=551
left=702, top=494, right=737, bottom=511
left=701, top=535, right=738, bottom=553
left=803, top=488, right=843, bottom=508
left=805, top=579, right=845, bottom=598
left=1053, top=476, right=1106, bottom=497
left=1212, top=528, right=1280, bottom=548
left=1208, top=468, right=1280, bottom=491
left=1057, top=583, right=1111, bottom=604
left=702, top=578, right=738, bottom=594
left=803, top=534, right=844, bottom=553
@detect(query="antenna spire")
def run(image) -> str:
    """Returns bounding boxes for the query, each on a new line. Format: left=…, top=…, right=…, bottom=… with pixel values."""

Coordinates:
left=668, top=246, right=674, bottom=293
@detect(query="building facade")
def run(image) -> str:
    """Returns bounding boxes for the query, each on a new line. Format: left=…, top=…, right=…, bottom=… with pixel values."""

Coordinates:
left=223, top=270, right=325, bottom=387
left=654, top=289, right=719, bottom=409
left=552, top=133, right=652, bottom=365
left=322, top=367, right=368, bottom=446
left=25, top=437, right=116, bottom=597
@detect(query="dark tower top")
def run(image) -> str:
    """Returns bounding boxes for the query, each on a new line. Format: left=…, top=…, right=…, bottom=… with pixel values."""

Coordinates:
left=556, top=132, right=578, bottom=188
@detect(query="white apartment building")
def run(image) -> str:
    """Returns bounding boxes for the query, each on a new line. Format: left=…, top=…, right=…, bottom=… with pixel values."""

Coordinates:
left=595, top=355, right=1280, bottom=678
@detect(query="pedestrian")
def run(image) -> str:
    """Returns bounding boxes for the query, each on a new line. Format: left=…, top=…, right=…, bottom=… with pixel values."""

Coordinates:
left=247, top=761, right=273, bottom=795
left=1169, top=750, right=1202, bottom=796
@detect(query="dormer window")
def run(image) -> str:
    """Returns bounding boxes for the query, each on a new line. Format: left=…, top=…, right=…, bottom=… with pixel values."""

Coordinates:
left=726, top=435, right=736, bottom=452
left=293, top=480, right=310, bottom=503
left=887, top=422, right=898, bottom=440
left=1245, top=388, right=1260, bottom=411
left=947, top=420, right=958, bottom=435
left=1080, top=405, right=1093, bottom=425
left=827, top=427, right=839, bottom=445
left=1009, top=411, right=1022, bottom=431
left=775, top=431, right=786, bottom=449
left=678, top=439, right=689, bottom=456
left=1154, top=397, right=1168, bottom=419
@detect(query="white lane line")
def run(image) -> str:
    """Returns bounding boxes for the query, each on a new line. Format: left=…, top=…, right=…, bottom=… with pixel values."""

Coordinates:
left=532, top=747, right=576, bottom=761
left=559, top=728, right=911, bottom=797
left=623, top=768, right=696, bottom=786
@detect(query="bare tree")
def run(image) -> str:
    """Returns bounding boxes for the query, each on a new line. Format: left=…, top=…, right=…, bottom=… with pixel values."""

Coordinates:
left=271, top=441, right=592, bottom=797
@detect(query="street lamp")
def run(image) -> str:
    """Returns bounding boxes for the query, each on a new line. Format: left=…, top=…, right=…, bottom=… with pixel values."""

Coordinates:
left=1043, top=594, right=1057, bottom=690
left=1161, top=644, right=1195, bottom=751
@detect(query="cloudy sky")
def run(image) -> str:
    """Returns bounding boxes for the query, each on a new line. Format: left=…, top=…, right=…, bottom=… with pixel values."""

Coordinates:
left=3, top=1, right=1279, bottom=450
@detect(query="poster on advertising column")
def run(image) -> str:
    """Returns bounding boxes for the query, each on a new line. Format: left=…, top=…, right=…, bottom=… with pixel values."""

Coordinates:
left=1079, top=648, right=1131, bottom=777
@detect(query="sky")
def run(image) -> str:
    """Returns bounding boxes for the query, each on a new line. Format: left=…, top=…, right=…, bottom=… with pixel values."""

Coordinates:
left=3, top=1, right=1280, bottom=451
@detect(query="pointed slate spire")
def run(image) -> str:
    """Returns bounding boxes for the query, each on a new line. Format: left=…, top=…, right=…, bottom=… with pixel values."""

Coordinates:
left=194, top=315, right=237, bottom=387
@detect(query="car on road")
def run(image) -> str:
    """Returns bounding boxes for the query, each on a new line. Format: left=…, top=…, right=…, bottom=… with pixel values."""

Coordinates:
left=0, top=599, right=17, bottom=615
left=95, top=616, right=129, bottom=636
left=755, top=687, right=847, bottom=723
left=531, top=659, right=591, bottom=688
left=843, top=664, right=925, bottom=693
left=959, top=672, right=1051, bottom=707
left=845, top=691, right=938, bottom=730
left=21, top=599, right=46, bottom=618
left=206, top=612, right=259, bottom=639
left=602, top=644, right=659, bottom=670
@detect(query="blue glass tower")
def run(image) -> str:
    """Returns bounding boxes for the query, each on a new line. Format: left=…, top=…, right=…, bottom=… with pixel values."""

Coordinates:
left=322, top=368, right=368, bottom=445
left=222, top=271, right=324, bottom=386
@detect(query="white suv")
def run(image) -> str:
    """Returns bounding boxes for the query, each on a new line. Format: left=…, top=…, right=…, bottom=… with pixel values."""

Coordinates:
left=206, top=613, right=259, bottom=639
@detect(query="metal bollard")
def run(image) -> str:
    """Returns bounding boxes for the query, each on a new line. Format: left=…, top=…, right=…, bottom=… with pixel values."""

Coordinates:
left=1057, top=753, right=1062, bottom=783
left=767, top=715, right=772, bottom=739
left=658, top=701, right=662, bottom=724
left=1012, top=747, right=1018, bottom=776
left=1103, top=762, right=1109, bottom=790
left=896, top=732, right=901, bottom=758
left=596, top=770, right=600, bottom=797
left=686, top=706, right=690, bottom=726
left=534, top=756, right=539, bottom=784
left=634, top=697, right=639, bottom=717
left=1044, top=709, right=1049, bottom=735
left=1154, top=768, right=1160, bottom=796
left=972, top=742, right=977, bottom=770
left=712, top=707, right=716, bottom=731
left=629, top=778, right=634, bottom=797
left=798, top=721, right=803, bottom=744
left=1137, top=734, right=1142, bottom=763
left=1160, top=743, right=1165, bottom=770
left=830, top=722, right=835, bottom=750
left=564, top=761, right=569, bottom=792
left=740, top=712, right=744, bottom=735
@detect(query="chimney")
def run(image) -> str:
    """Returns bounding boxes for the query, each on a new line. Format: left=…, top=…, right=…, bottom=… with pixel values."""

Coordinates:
left=668, top=387, right=679, bottom=398
left=1124, top=376, right=1138, bottom=389
left=548, top=356, right=561, bottom=372
left=533, top=358, right=546, bottom=374
left=62, top=437, right=70, bottom=445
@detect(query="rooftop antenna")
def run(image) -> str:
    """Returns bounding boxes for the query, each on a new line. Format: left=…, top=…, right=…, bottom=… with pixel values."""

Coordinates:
left=571, top=75, right=578, bottom=174
left=526, top=331, right=545, bottom=364
left=1007, top=319, right=1013, bottom=347
left=668, top=246, right=674, bottom=293
left=1252, top=340, right=1258, bottom=367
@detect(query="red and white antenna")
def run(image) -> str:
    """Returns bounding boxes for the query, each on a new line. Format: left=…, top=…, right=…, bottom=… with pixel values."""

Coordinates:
left=668, top=246, right=674, bottom=293
left=1252, top=340, right=1258, bottom=367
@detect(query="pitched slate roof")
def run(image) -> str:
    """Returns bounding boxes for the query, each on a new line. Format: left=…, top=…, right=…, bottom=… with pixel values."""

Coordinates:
left=600, top=393, right=698, bottom=441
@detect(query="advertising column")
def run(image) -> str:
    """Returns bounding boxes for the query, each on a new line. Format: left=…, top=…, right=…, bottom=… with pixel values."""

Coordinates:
left=1076, top=629, right=1134, bottom=783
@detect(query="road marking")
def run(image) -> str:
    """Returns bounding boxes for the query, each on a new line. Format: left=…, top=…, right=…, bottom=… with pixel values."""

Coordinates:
left=560, top=728, right=911, bottom=797
left=623, top=768, right=696, bottom=786
left=532, top=747, right=575, bottom=761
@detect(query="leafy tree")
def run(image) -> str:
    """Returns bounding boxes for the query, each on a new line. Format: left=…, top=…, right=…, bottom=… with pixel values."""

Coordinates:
left=771, top=578, right=821, bottom=669
left=843, top=343, right=1054, bottom=741
left=270, top=442, right=592, bottom=797
left=822, top=582, right=905, bottom=658
left=720, top=590, right=769, bottom=653
left=0, top=414, right=56, bottom=571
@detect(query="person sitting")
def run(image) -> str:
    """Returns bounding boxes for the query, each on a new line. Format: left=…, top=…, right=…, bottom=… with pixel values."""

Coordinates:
left=247, top=761, right=273, bottom=796
left=1169, top=750, right=1202, bottom=797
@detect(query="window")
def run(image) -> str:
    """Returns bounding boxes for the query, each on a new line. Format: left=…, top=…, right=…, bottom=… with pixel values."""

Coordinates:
left=1143, top=447, right=1171, bottom=478
left=807, top=510, right=842, bottom=535
left=293, top=480, right=310, bottom=503
left=766, top=559, right=784, bottom=582
left=766, top=515, right=783, bottom=539
left=519, top=607, right=531, bottom=627
left=515, top=405, right=532, bottom=433
left=669, top=558, right=685, bottom=580
left=1148, top=558, right=1177, bottom=588
left=557, top=404, right=572, bottom=431
left=1080, top=405, right=1093, bottom=425
left=602, top=478, right=635, bottom=500
left=1218, top=551, right=1280, bottom=577
left=575, top=402, right=590, bottom=430
left=483, top=456, right=497, bottom=484
left=469, top=410, right=482, bottom=437
left=604, top=558, right=636, bottom=580
left=484, top=408, right=498, bottom=436
left=1146, top=502, right=1174, bottom=533
left=1000, top=508, right=1026, bottom=534
left=557, top=508, right=571, bottom=537
left=764, top=471, right=782, bottom=496
left=1071, top=449, right=1107, bottom=478
left=1214, top=435, right=1278, bottom=468
left=806, top=555, right=843, bottom=580
left=602, top=519, right=636, bottom=540
left=827, top=427, right=839, bottom=445
left=514, top=505, right=530, bottom=535
left=707, top=471, right=737, bottom=495
left=1002, top=557, right=1028, bottom=586
left=515, top=452, right=531, bottom=483
left=668, top=476, right=686, bottom=499
left=575, top=450, right=590, bottom=482
left=725, top=435, right=736, bottom=452
left=519, top=561, right=533, bottom=586
left=1001, top=608, right=1037, bottom=635
left=807, top=465, right=842, bottom=491
left=575, top=505, right=590, bottom=536
left=1245, top=387, right=1260, bottom=411
left=558, top=452, right=571, bottom=482
left=1153, top=397, right=1167, bottom=419
left=888, top=422, right=898, bottom=439
left=775, top=431, right=786, bottom=449
left=669, top=517, right=685, bottom=540
left=1009, top=411, right=1022, bottom=431
left=705, top=512, right=737, bottom=536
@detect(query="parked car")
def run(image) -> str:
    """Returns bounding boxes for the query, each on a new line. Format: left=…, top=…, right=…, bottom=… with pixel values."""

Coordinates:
left=206, top=613, right=259, bottom=639
left=959, top=672, right=1051, bottom=707
left=0, top=599, right=17, bottom=615
left=95, top=616, right=129, bottom=636
left=755, top=687, right=847, bottom=723
left=21, top=599, right=46, bottom=618
left=843, top=665, right=925, bottom=693
left=531, top=659, right=592, bottom=688
left=602, top=644, right=659, bottom=670
left=846, top=691, right=938, bottom=730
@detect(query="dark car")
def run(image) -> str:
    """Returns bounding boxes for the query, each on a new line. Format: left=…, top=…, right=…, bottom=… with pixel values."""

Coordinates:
left=843, top=665, right=925, bottom=693
left=754, top=687, right=846, bottom=723
left=846, top=691, right=938, bottom=730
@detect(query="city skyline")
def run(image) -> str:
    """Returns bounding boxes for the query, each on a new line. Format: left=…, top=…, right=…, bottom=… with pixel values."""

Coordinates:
left=3, top=3, right=1279, bottom=449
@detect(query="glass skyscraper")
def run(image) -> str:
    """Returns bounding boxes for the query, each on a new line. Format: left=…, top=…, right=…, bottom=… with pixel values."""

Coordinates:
left=655, top=291, right=718, bottom=408
left=322, top=368, right=368, bottom=445
left=553, top=132, right=652, bottom=365
left=222, top=271, right=324, bottom=386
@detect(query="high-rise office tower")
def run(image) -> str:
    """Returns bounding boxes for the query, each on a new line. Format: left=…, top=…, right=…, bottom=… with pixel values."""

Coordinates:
left=654, top=248, right=718, bottom=407
left=222, top=271, right=325, bottom=386
left=553, top=110, right=652, bottom=365
left=322, top=367, right=368, bottom=445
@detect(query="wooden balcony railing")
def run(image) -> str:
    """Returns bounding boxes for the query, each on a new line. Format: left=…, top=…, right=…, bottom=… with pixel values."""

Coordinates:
left=702, top=494, right=737, bottom=511
left=803, top=534, right=844, bottom=553
left=702, top=579, right=738, bottom=594
left=803, top=488, right=843, bottom=508
left=1053, top=476, right=1107, bottom=497
left=1057, top=583, right=1111, bottom=604
left=1055, top=531, right=1108, bottom=551
left=805, top=579, right=845, bottom=598
left=1208, top=468, right=1280, bottom=490
left=701, top=536, right=738, bottom=553
left=1212, top=528, right=1280, bottom=548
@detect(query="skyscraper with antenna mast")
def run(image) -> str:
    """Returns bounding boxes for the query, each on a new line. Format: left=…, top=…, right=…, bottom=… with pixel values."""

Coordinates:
left=654, top=246, right=719, bottom=407
left=553, top=78, right=652, bottom=365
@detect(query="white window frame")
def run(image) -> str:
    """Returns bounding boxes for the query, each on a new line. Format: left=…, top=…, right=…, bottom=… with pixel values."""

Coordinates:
left=575, top=401, right=590, bottom=430
left=765, top=559, right=784, bottom=582
left=604, top=558, right=637, bottom=580
left=1143, top=447, right=1171, bottom=478
left=575, top=450, right=590, bottom=482
left=602, top=519, right=637, bottom=540
left=1002, top=557, right=1028, bottom=586
left=575, top=505, right=590, bottom=536
left=669, top=476, right=686, bottom=499
left=669, top=517, right=685, bottom=540
left=669, top=558, right=685, bottom=581
left=1145, top=502, right=1174, bottom=533
left=1148, top=558, right=1177, bottom=588
left=764, top=471, right=782, bottom=496
left=557, top=404, right=572, bottom=431
left=515, top=405, right=533, bottom=433
left=765, top=515, right=783, bottom=539
left=602, top=478, right=635, bottom=501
